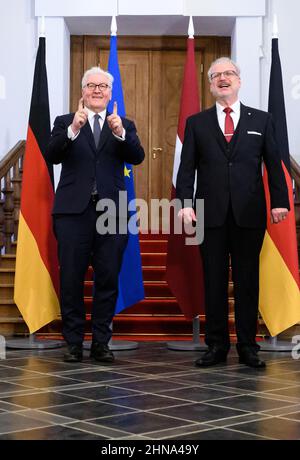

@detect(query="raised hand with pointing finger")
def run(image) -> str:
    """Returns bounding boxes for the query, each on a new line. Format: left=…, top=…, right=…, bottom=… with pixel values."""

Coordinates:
left=71, top=98, right=88, bottom=135
left=107, top=101, right=124, bottom=138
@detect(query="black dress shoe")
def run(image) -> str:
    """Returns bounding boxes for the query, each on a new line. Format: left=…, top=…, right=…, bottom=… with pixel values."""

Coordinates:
left=63, top=344, right=83, bottom=363
left=90, top=343, right=114, bottom=363
left=239, top=348, right=266, bottom=368
left=195, top=346, right=228, bottom=367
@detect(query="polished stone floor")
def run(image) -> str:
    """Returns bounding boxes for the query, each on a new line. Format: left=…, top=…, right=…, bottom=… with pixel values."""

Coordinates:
left=0, top=341, right=299, bottom=440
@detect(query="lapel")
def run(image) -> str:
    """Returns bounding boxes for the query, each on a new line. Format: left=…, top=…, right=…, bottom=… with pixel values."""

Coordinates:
left=229, top=103, right=250, bottom=159
left=207, top=106, right=229, bottom=156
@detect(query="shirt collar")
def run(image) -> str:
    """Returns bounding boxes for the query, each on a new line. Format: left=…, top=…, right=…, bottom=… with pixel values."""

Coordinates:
left=216, top=100, right=240, bottom=116
left=86, top=107, right=107, bottom=122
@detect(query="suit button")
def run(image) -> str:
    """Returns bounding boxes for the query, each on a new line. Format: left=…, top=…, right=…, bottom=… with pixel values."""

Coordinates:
left=228, top=162, right=233, bottom=166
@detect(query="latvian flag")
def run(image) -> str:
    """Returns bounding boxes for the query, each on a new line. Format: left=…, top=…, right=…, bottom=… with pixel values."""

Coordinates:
left=166, top=37, right=205, bottom=320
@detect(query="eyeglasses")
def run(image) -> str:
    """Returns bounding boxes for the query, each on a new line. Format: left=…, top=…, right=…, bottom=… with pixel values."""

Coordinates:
left=210, top=70, right=238, bottom=81
left=85, top=83, right=111, bottom=91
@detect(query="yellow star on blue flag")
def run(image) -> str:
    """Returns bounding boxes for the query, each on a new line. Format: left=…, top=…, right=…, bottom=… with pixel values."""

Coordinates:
left=124, top=166, right=131, bottom=178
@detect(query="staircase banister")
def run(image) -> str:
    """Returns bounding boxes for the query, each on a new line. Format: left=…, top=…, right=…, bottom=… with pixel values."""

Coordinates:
left=291, top=155, right=300, bottom=189
left=0, top=141, right=25, bottom=179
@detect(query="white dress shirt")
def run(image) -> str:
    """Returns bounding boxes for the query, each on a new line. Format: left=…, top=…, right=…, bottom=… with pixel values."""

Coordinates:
left=67, top=107, right=125, bottom=141
left=216, top=100, right=241, bottom=134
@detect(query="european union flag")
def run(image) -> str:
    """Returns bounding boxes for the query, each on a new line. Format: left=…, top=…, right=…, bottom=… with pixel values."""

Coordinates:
left=108, top=35, right=145, bottom=314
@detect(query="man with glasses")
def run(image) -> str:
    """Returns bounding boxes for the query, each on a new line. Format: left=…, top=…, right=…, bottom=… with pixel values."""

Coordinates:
left=176, top=57, right=289, bottom=368
left=45, top=67, right=145, bottom=363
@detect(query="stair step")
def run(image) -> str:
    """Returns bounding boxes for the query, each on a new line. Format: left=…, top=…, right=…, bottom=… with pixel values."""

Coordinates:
left=84, top=280, right=173, bottom=298
left=142, top=267, right=166, bottom=281
left=8, top=242, right=17, bottom=255
left=0, top=305, right=21, bottom=317
left=0, top=269, right=15, bottom=283
left=0, top=255, right=16, bottom=269
left=85, top=266, right=167, bottom=282
left=0, top=316, right=25, bottom=324
left=120, top=298, right=182, bottom=315
left=113, top=316, right=198, bottom=335
left=143, top=282, right=173, bottom=297
left=0, top=323, right=28, bottom=336
left=141, top=253, right=167, bottom=266
left=84, top=296, right=235, bottom=313
left=84, top=279, right=233, bottom=297
left=140, top=233, right=168, bottom=240
left=84, top=296, right=181, bottom=314
left=139, top=240, right=167, bottom=253
left=0, top=284, right=14, bottom=297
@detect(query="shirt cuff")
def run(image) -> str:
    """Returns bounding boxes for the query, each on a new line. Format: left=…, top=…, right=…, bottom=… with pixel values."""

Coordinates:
left=67, top=125, right=80, bottom=141
left=113, top=128, right=126, bottom=141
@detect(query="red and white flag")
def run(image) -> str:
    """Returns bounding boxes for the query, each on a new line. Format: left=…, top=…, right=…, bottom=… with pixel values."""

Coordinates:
left=166, top=28, right=205, bottom=319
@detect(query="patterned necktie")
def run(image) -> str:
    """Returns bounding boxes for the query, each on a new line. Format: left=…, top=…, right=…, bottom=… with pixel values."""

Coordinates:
left=223, top=107, right=234, bottom=143
left=93, top=114, right=101, bottom=148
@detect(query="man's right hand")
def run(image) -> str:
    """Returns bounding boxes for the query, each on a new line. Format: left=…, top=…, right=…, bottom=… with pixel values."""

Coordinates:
left=70, top=98, right=88, bottom=134
left=177, top=207, right=197, bottom=224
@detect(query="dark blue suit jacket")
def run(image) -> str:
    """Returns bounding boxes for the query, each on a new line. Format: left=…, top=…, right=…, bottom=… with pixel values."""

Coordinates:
left=176, top=104, right=289, bottom=228
left=45, top=113, right=145, bottom=215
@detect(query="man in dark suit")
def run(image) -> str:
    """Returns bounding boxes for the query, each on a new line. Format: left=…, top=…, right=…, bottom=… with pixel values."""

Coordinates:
left=45, top=67, right=144, bottom=363
left=176, top=57, right=289, bottom=368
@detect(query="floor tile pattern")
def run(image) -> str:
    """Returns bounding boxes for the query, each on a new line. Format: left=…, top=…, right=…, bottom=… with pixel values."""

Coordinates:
left=0, top=342, right=299, bottom=440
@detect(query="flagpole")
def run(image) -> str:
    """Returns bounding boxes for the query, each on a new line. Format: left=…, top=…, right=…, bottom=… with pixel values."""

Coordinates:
left=259, top=12, right=294, bottom=352
left=167, top=17, right=206, bottom=351
left=7, top=17, right=63, bottom=350
left=167, top=316, right=207, bottom=351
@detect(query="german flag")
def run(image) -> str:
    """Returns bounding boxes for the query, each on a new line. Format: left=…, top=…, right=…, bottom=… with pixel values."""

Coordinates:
left=14, top=37, right=60, bottom=333
left=259, top=37, right=300, bottom=336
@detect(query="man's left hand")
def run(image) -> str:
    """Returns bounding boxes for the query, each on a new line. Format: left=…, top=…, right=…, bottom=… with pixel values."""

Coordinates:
left=107, top=101, right=124, bottom=137
left=271, top=208, right=289, bottom=223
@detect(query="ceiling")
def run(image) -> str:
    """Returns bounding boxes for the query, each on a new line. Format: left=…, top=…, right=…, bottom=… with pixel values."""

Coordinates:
left=65, top=15, right=235, bottom=36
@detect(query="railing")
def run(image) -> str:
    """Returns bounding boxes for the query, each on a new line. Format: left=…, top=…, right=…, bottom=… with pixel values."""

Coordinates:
left=291, top=157, right=300, bottom=231
left=0, top=141, right=25, bottom=254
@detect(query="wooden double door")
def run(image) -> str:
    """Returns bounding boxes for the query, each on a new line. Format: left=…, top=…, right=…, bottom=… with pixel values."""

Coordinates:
left=71, top=35, right=230, bottom=227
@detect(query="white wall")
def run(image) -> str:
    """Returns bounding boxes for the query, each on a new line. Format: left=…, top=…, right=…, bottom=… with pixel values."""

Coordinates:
left=0, top=2, right=70, bottom=167
left=43, top=17, right=70, bottom=127
left=0, top=0, right=36, bottom=158
left=232, top=17, right=263, bottom=109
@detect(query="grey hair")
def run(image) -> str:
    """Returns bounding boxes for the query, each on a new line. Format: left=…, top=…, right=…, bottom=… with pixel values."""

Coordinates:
left=81, top=66, right=114, bottom=89
left=207, top=57, right=241, bottom=82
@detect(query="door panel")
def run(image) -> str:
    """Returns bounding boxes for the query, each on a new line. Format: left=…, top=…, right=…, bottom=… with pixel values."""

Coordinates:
left=150, top=50, right=203, bottom=200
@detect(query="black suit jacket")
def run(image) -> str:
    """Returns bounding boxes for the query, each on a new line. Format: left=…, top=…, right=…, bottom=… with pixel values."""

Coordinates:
left=176, top=103, right=289, bottom=228
left=45, top=113, right=145, bottom=215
